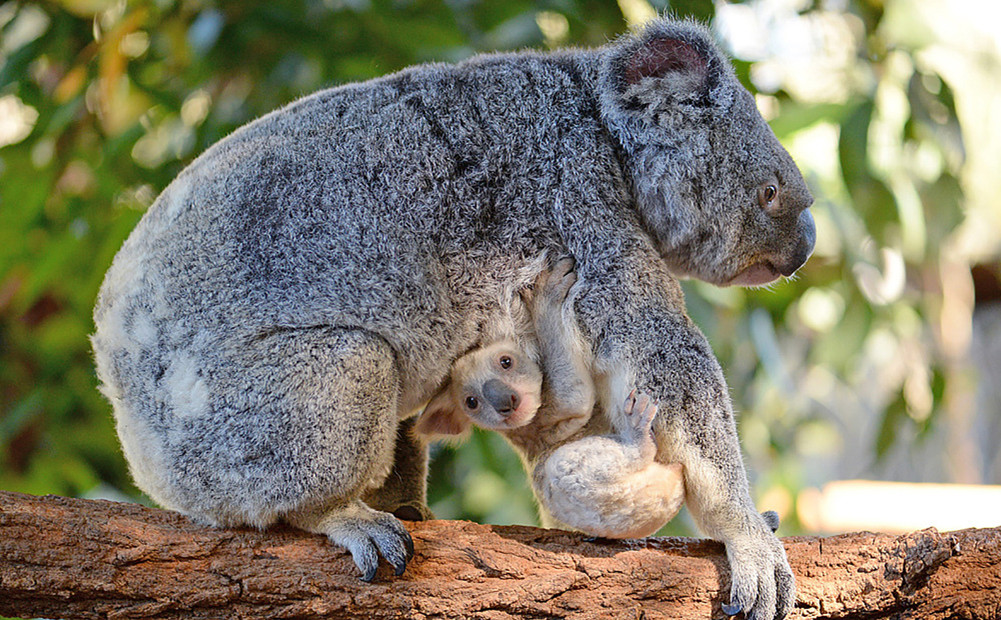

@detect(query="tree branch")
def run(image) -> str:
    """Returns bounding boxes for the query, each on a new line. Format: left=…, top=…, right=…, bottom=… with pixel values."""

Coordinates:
left=0, top=490, right=998, bottom=619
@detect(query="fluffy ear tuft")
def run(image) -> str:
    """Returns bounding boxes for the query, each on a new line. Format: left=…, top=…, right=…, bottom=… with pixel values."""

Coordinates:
left=598, top=19, right=730, bottom=120
left=625, top=36, right=708, bottom=87
left=416, top=389, right=472, bottom=438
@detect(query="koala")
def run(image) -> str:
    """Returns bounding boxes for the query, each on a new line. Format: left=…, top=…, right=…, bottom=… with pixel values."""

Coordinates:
left=92, top=17, right=813, bottom=619
left=417, top=259, right=686, bottom=539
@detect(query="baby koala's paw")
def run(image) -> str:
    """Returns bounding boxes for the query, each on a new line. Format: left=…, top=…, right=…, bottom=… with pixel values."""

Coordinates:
left=622, top=389, right=658, bottom=446
left=549, top=256, right=577, bottom=299
left=533, top=257, right=577, bottom=309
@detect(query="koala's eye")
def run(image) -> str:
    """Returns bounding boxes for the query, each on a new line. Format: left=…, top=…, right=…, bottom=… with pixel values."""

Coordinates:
left=763, top=184, right=778, bottom=204
left=499, top=356, right=513, bottom=369
left=464, top=396, right=479, bottom=410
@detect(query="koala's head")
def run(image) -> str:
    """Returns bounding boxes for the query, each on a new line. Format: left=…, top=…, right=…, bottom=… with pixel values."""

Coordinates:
left=598, top=19, right=815, bottom=287
left=416, top=341, right=544, bottom=438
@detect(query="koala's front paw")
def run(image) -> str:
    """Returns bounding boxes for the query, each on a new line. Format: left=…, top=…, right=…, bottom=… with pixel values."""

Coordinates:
left=534, top=257, right=577, bottom=308
left=722, top=517, right=795, bottom=620
left=550, top=256, right=577, bottom=296
left=623, top=389, right=657, bottom=431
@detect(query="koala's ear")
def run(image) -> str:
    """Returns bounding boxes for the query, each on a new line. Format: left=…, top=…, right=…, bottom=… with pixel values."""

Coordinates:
left=600, top=20, right=730, bottom=118
left=416, top=388, right=472, bottom=438
left=623, top=36, right=709, bottom=89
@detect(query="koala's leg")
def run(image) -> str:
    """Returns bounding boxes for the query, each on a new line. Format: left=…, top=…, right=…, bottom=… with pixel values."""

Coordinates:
left=535, top=391, right=685, bottom=538
left=224, top=326, right=414, bottom=581
left=362, top=417, right=435, bottom=521
left=532, top=257, right=595, bottom=430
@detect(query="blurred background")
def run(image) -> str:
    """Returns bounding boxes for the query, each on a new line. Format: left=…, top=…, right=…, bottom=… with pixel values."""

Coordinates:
left=1, top=0, right=999, bottom=537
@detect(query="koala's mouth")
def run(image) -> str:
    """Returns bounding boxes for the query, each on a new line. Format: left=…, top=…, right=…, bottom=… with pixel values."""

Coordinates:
left=503, top=407, right=536, bottom=428
left=503, top=392, right=541, bottom=428
left=728, top=261, right=782, bottom=287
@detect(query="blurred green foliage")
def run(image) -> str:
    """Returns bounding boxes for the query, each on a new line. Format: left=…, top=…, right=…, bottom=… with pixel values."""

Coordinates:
left=0, top=0, right=992, bottom=535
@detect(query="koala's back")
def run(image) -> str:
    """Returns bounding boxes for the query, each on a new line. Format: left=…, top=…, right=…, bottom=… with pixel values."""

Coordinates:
left=99, top=76, right=458, bottom=338
left=95, top=54, right=598, bottom=352
left=92, top=53, right=603, bottom=518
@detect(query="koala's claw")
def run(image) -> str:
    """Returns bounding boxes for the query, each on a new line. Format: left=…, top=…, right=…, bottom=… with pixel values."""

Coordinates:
left=555, top=256, right=575, bottom=273
left=722, top=600, right=743, bottom=616
left=350, top=513, right=413, bottom=581
left=552, top=257, right=577, bottom=295
left=534, top=257, right=577, bottom=307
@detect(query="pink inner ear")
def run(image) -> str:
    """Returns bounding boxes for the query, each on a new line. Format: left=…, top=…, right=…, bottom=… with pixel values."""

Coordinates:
left=416, top=405, right=470, bottom=436
left=625, top=37, right=708, bottom=85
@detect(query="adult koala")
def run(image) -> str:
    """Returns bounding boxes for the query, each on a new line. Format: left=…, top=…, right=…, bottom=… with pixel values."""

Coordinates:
left=93, top=18, right=813, bottom=619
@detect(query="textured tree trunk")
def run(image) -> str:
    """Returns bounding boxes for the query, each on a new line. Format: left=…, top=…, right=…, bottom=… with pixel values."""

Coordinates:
left=0, top=490, right=998, bottom=619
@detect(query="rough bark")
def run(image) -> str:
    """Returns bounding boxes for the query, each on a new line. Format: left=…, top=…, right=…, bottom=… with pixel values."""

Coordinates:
left=0, top=490, right=998, bottom=619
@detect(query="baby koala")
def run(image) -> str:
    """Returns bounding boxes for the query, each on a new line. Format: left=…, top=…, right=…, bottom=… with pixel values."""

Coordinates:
left=417, top=259, right=685, bottom=538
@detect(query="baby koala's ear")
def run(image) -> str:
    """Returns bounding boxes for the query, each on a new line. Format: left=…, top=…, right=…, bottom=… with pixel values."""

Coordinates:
left=416, top=387, right=472, bottom=438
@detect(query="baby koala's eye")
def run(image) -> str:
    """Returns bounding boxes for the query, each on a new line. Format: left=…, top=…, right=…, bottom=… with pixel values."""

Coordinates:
left=499, top=355, right=513, bottom=370
left=464, top=396, right=479, bottom=410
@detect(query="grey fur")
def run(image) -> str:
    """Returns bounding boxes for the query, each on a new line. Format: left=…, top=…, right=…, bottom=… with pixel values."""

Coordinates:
left=92, top=18, right=811, bottom=618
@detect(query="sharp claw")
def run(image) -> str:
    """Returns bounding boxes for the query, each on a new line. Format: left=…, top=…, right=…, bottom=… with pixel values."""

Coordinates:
left=722, top=601, right=743, bottom=616
left=403, top=530, right=415, bottom=560
left=393, top=559, right=407, bottom=576
left=360, top=565, right=378, bottom=582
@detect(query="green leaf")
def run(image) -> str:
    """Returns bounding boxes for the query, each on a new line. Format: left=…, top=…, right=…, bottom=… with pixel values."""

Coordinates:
left=770, top=101, right=851, bottom=139
left=874, top=393, right=907, bottom=460
left=838, top=100, right=899, bottom=243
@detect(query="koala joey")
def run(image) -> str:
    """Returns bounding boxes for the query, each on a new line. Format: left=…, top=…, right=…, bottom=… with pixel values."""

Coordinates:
left=93, top=17, right=810, bottom=618
left=417, top=259, right=686, bottom=539
left=418, top=340, right=543, bottom=435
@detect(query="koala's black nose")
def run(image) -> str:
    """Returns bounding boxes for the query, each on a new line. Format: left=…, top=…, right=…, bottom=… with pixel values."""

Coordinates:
left=797, top=209, right=816, bottom=262
left=483, top=379, right=520, bottom=413
left=777, top=210, right=817, bottom=276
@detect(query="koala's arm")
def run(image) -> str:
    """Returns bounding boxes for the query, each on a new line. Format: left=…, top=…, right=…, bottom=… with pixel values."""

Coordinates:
left=531, top=259, right=595, bottom=437
left=566, top=233, right=792, bottom=619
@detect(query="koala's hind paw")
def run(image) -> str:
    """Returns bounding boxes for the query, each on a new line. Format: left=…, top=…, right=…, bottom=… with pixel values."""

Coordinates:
left=724, top=517, right=795, bottom=620
left=624, top=389, right=658, bottom=430
left=290, top=500, right=415, bottom=581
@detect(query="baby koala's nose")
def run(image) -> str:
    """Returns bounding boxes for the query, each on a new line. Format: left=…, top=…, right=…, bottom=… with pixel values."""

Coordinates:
left=483, top=379, right=520, bottom=414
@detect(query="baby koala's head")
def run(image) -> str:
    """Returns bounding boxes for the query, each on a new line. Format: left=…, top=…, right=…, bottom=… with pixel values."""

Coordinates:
left=416, top=340, right=543, bottom=438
